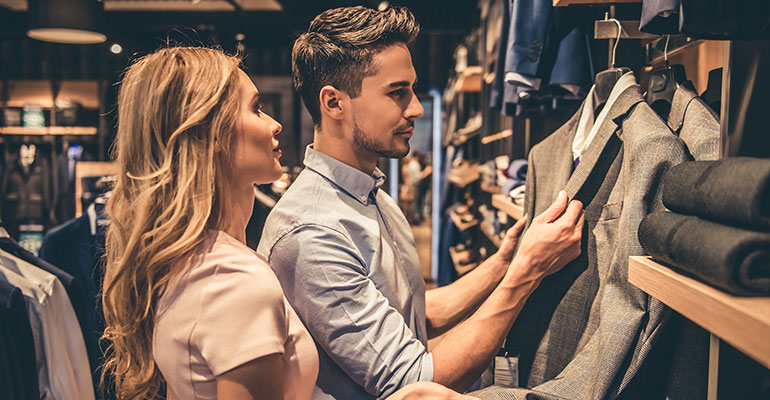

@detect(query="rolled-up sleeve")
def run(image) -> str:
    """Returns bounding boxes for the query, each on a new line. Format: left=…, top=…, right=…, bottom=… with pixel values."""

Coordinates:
left=268, top=224, right=433, bottom=398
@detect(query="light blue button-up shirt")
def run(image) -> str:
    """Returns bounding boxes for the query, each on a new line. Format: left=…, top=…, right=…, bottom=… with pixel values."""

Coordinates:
left=258, top=145, right=433, bottom=399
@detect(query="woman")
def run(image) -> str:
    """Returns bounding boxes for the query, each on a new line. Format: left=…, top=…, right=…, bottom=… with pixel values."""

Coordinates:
left=101, top=47, right=474, bottom=400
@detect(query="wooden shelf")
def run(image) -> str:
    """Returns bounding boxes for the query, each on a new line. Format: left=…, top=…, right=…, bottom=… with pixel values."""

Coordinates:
left=481, top=129, right=512, bottom=145
left=492, top=194, right=524, bottom=220
left=449, top=246, right=478, bottom=276
left=454, top=66, right=483, bottom=93
left=482, top=225, right=503, bottom=248
left=554, top=0, right=640, bottom=6
left=449, top=209, right=479, bottom=232
left=448, top=167, right=480, bottom=188
left=481, top=182, right=501, bottom=194
left=0, top=126, right=97, bottom=135
left=629, top=256, right=770, bottom=369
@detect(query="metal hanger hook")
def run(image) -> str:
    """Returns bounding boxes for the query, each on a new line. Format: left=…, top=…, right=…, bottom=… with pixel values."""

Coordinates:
left=611, top=18, right=622, bottom=67
left=664, top=34, right=671, bottom=65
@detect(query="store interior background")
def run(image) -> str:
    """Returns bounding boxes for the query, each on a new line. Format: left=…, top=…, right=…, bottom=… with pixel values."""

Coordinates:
left=0, top=0, right=483, bottom=283
left=2, top=0, right=770, bottom=281
left=2, top=1, right=770, bottom=397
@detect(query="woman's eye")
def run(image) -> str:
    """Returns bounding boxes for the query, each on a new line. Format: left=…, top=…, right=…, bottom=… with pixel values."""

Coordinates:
left=253, top=103, right=263, bottom=115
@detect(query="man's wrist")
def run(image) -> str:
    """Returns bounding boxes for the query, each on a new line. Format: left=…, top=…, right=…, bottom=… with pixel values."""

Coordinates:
left=502, top=254, right=542, bottom=289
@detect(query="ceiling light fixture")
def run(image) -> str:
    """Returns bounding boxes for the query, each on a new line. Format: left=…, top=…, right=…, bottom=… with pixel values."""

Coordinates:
left=377, top=1, right=390, bottom=11
left=110, top=43, right=123, bottom=54
left=27, top=0, right=107, bottom=44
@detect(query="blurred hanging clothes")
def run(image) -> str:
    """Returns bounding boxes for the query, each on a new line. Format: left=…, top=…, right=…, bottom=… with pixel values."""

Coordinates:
left=1, top=145, right=53, bottom=240
left=640, top=0, right=770, bottom=39
left=56, top=144, right=93, bottom=223
left=40, top=200, right=109, bottom=385
left=0, top=241, right=95, bottom=400
left=491, top=0, right=594, bottom=117
left=0, top=277, right=39, bottom=400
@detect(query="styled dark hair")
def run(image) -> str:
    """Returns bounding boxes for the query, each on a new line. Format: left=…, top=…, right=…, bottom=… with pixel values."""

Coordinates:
left=292, top=6, right=420, bottom=126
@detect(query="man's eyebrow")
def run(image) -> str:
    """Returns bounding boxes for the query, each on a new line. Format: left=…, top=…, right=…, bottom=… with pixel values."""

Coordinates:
left=388, top=80, right=417, bottom=88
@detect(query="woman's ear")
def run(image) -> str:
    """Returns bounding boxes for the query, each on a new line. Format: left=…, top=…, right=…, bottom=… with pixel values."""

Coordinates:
left=319, top=85, right=347, bottom=121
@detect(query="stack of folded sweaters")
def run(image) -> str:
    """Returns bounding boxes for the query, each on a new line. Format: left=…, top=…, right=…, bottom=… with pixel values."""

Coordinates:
left=638, top=157, right=770, bottom=296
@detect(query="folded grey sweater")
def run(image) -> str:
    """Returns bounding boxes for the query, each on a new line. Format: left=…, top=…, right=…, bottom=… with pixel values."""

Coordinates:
left=639, top=211, right=770, bottom=296
left=662, top=157, right=770, bottom=231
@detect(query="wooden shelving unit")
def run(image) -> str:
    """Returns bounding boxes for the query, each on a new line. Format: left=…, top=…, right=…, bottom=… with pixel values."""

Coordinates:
left=454, top=66, right=483, bottom=93
left=448, top=167, right=480, bottom=188
left=449, top=209, right=479, bottom=232
left=481, top=225, right=503, bottom=248
left=629, top=256, right=770, bottom=369
left=491, top=194, right=524, bottom=220
left=449, top=246, right=478, bottom=276
left=0, top=126, right=97, bottom=135
left=480, top=182, right=501, bottom=194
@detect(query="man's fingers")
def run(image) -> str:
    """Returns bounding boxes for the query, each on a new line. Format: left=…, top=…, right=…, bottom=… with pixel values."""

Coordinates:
left=541, top=190, right=568, bottom=223
left=562, top=199, right=584, bottom=225
left=507, top=214, right=528, bottom=237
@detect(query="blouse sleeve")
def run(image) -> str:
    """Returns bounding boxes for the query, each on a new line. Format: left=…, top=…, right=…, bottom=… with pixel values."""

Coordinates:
left=193, top=255, right=288, bottom=376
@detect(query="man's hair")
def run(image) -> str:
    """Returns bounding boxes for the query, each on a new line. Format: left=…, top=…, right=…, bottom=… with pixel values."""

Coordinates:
left=292, top=6, right=420, bottom=126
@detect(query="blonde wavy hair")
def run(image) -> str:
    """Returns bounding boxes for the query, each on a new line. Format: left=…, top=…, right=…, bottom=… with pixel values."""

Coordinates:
left=101, top=47, right=242, bottom=399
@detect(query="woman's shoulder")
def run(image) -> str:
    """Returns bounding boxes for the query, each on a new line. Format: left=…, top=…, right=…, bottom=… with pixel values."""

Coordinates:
left=186, top=230, right=282, bottom=294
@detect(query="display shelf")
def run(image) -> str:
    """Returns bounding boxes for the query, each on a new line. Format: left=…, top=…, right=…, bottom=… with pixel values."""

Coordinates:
left=492, top=194, right=524, bottom=220
left=628, top=256, right=770, bottom=369
left=481, top=182, right=501, bottom=194
left=448, top=167, right=480, bottom=188
left=75, top=162, right=118, bottom=217
left=454, top=66, right=483, bottom=93
left=0, top=126, right=97, bottom=135
left=481, top=129, right=513, bottom=145
left=554, top=0, right=640, bottom=6
left=449, top=209, right=479, bottom=232
left=481, top=225, right=503, bottom=248
left=449, top=246, right=478, bottom=276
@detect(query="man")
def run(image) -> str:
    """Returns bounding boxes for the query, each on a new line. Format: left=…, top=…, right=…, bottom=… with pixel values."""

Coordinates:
left=258, top=6, right=584, bottom=399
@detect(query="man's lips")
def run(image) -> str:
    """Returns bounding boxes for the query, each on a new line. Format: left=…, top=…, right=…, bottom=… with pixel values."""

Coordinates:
left=396, top=127, right=414, bottom=137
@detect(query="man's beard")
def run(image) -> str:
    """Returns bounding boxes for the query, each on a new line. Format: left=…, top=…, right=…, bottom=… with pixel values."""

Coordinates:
left=352, top=121, right=410, bottom=159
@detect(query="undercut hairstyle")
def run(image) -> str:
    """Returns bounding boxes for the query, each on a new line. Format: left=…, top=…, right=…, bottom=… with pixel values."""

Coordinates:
left=292, top=6, right=420, bottom=126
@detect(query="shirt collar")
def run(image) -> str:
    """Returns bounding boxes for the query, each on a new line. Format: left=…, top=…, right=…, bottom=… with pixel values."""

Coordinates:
left=303, top=145, right=386, bottom=205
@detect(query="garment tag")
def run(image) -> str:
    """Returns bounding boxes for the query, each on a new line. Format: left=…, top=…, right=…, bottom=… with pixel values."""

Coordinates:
left=494, top=356, right=518, bottom=387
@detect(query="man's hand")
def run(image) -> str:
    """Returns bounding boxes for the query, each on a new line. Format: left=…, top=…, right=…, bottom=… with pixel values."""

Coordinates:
left=495, top=214, right=529, bottom=266
left=386, top=382, right=478, bottom=400
left=510, top=190, right=584, bottom=280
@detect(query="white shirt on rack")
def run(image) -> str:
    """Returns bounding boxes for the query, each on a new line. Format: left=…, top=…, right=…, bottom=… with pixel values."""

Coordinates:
left=0, top=250, right=94, bottom=400
left=572, top=72, right=637, bottom=161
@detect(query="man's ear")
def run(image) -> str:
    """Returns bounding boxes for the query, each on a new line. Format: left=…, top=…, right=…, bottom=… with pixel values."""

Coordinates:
left=319, top=85, right=347, bottom=121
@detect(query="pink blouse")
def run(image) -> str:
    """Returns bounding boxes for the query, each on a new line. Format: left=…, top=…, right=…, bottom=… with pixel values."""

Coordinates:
left=153, top=230, right=318, bottom=399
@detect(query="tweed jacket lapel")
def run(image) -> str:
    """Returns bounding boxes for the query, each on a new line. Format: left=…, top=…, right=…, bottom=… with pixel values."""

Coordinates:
left=564, top=85, right=644, bottom=200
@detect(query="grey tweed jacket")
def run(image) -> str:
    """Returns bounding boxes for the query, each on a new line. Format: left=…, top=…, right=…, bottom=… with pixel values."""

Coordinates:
left=475, top=84, right=690, bottom=400
left=668, top=82, right=721, bottom=161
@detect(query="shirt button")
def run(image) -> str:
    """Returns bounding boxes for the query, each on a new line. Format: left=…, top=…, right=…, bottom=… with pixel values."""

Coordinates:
left=361, top=195, right=367, bottom=202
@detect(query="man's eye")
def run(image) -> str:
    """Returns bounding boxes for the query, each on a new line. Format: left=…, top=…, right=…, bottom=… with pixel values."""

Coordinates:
left=390, top=89, right=405, bottom=97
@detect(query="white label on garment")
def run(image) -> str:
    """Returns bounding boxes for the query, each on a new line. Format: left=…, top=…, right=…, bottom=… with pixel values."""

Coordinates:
left=494, top=356, right=518, bottom=387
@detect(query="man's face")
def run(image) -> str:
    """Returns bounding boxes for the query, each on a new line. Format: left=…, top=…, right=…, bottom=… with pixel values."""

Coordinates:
left=348, top=43, right=424, bottom=159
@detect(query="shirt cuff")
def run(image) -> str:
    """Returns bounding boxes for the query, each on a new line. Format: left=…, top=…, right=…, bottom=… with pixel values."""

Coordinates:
left=504, top=72, right=541, bottom=91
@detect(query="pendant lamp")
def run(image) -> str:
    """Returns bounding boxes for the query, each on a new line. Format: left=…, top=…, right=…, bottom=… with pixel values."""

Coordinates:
left=27, top=0, right=106, bottom=44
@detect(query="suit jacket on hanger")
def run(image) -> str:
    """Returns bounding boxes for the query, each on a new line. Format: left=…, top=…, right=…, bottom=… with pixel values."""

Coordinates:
left=668, top=82, right=721, bottom=161
left=475, top=84, right=690, bottom=399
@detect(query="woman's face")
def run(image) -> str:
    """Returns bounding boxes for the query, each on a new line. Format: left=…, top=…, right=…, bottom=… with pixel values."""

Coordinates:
left=232, top=69, right=283, bottom=185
